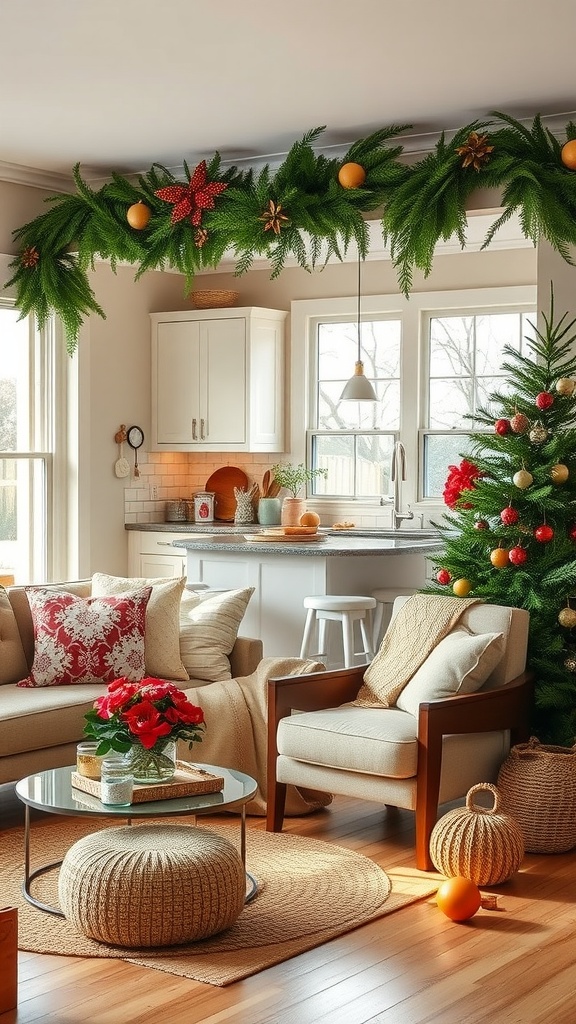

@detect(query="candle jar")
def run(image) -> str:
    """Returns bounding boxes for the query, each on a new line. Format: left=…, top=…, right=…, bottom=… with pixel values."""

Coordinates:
left=76, top=741, right=103, bottom=780
left=100, top=756, right=134, bottom=806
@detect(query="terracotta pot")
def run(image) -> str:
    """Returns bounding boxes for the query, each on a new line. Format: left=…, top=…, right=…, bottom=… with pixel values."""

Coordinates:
left=281, top=497, right=306, bottom=527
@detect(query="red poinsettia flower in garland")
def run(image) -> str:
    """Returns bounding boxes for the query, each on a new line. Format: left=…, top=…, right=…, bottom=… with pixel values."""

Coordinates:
left=155, top=160, right=228, bottom=227
left=443, top=459, right=483, bottom=509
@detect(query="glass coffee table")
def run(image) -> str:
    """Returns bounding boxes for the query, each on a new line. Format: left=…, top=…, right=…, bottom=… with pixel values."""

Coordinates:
left=16, top=763, right=258, bottom=915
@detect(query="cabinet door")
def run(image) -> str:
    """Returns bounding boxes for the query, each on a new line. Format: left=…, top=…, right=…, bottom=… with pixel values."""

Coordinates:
left=138, top=552, right=186, bottom=578
left=155, top=321, right=201, bottom=444
left=201, top=318, right=246, bottom=444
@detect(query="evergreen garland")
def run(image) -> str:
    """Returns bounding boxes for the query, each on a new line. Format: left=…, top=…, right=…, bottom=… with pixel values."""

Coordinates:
left=425, top=291, right=576, bottom=744
left=6, top=114, right=576, bottom=352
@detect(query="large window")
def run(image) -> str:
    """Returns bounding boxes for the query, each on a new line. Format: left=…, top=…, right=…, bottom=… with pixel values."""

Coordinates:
left=298, top=286, right=537, bottom=511
left=0, top=304, right=64, bottom=583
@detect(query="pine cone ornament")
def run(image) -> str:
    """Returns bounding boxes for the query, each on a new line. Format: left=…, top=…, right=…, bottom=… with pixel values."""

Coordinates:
left=456, top=132, right=494, bottom=171
left=259, top=200, right=289, bottom=235
left=21, top=246, right=40, bottom=268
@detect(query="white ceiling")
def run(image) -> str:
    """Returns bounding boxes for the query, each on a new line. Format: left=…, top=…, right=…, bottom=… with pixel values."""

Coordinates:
left=1, top=0, right=576, bottom=186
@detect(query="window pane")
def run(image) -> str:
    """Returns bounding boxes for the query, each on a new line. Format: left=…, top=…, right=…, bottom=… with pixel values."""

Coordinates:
left=312, top=434, right=394, bottom=497
left=422, top=434, right=470, bottom=499
left=319, top=381, right=399, bottom=429
left=0, top=309, right=30, bottom=451
left=0, top=457, right=46, bottom=582
left=475, top=313, right=521, bottom=373
left=429, top=378, right=474, bottom=428
left=429, top=316, right=474, bottom=377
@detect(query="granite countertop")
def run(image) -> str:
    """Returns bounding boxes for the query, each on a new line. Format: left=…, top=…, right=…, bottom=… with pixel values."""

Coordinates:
left=169, top=531, right=443, bottom=557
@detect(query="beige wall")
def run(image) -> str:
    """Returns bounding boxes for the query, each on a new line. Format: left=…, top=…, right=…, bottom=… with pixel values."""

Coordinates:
left=6, top=177, right=568, bottom=579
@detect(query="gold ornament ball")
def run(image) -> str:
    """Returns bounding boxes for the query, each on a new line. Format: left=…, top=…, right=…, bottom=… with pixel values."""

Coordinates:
left=564, top=654, right=576, bottom=672
left=561, top=140, right=576, bottom=170
left=551, top=463, right=569, bottom=484
left=338, top=162, right=367, bottom=189
left=529, top=425, right=548, bottom=444
left=127, top=201, right=152, bottom=230
left=558, top=607, right=576, bottom=629
left=556, top=377, right=576, bottom=396
left=513, top=469, right=533, bottom=489
left=452, top=578, right=472, bottom=597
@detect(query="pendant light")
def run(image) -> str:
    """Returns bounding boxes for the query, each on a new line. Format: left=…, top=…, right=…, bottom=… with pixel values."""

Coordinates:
left=339, top=254, right=378, bottom=402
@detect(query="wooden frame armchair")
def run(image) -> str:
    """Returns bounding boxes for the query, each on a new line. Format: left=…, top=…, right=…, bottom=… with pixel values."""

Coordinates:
left=266, top=600, right=533, bottom=870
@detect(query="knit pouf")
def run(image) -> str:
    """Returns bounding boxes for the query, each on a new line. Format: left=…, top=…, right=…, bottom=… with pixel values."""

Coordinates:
left=57, top=824, right=245, bottom=947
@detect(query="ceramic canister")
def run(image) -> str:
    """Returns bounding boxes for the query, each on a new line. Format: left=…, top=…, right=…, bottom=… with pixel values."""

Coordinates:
left=193, top=492, right=215, bottom=522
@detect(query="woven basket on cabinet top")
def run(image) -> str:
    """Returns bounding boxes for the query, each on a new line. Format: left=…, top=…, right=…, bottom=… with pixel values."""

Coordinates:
left=429, top=783, right=525, bottom=885
left=497, top=737, right=576, bottom=853
left=190, top=289, right=240, bottom=309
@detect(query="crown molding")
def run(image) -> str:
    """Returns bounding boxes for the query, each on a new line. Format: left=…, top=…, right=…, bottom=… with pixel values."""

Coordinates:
left=3, top=111, right=573, bottom=191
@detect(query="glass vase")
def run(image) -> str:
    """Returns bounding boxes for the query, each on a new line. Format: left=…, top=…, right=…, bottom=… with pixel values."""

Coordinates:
left=126, top=738, right=177, bottom=784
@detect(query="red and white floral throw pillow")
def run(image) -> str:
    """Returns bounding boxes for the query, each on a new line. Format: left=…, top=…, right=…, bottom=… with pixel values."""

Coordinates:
left=17, top=586, right=152, bottom=687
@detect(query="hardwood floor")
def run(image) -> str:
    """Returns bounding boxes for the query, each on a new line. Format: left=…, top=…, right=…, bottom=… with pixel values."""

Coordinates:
left=1, top=794, right=575, bottom=1024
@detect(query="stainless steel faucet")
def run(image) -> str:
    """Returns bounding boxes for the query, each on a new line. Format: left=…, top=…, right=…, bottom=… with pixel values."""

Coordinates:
left=390, top=441, right=414, bottom=530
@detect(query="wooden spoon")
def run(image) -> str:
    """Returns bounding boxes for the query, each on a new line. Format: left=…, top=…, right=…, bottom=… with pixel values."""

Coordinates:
left=262, top=470, right=271, bottom=496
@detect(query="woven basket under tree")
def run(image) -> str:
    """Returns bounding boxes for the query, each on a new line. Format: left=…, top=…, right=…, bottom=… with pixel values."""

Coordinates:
left=429, top=783, right=525, bottom=885
left=497, top=737, right=576, bottom=853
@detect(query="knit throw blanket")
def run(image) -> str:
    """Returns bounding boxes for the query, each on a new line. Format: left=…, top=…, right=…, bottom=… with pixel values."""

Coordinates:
left=354, top=593, right=481, bottom=708
left=178, top=655, right=330, bottom=817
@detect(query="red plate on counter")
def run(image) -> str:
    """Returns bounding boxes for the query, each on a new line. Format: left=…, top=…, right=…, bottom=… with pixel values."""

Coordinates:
left=205, top=467, right=248, bottom=521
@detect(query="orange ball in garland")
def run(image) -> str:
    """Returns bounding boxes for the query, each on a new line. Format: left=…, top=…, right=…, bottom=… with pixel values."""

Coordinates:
left=490, top=547, right=510, bottom=568
left=127, top=201, right=152, bottom=230
left=436, top=876, right=482, bottom=922
left=338, top=162, right=367, bottom=189
left=561, top=140, right=576, bottom=170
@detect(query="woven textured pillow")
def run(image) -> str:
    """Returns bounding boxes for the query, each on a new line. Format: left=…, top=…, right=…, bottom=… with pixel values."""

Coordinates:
left=0, top=586, right=29, bottom=684
left=395, top=627, right=505, bottom=717
left=17, top=586, right=151, bottom=687
left=179, top=587, right=254, bottom=682
left=91, top=573, right=189, bottom=680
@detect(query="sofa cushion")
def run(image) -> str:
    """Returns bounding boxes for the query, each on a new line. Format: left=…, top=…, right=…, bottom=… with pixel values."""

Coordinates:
left=395, top=627, right=505, bottom=717
left=179, top=588, right=254, bottom=682
left=17, top=587, right=151, bottom=687
left=0, top=682, right=106, bottom=756
left=91, top=573, right=189, bottom=681
left=277, top=705, right=418, bottom=778
left=0, top=586, right=28, bottom=685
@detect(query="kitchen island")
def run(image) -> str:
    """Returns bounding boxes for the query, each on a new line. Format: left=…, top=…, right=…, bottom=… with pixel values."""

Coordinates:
left=172, top=529, right=443, bottom=662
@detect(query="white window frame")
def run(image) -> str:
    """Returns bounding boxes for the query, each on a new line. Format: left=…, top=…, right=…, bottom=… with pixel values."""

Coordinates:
left=0, top=287, right=70, bottom=583
left=291, top=284, right=537, bottom=522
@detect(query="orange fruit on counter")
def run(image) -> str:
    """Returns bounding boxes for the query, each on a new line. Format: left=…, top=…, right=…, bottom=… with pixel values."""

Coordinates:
left=300, top=511, right=321, bottom=527
left=452, top=578, right=472, bottom=597
left=436, top=876, right=482, bottom=921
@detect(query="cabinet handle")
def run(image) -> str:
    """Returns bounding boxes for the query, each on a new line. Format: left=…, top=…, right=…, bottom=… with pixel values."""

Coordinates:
left=156, top=542, right=173, bottom=546
left=200, top=418, right=205, bottom=440
left=192, top=417, right=197, bottom=440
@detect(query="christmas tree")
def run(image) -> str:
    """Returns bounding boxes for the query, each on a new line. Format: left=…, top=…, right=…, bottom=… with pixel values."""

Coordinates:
left=426, top=290, right=576, bottom=745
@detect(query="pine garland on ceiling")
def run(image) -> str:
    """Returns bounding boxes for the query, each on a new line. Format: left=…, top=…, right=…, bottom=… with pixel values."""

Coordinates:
left=6, top=113, right=576, bottom=353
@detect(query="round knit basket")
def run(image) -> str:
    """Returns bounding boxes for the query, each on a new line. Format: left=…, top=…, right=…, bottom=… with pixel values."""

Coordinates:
left=497, top=736, right=576, bottom=853
left=190, top=289, right=240, bottom=309
left=429, top=783, right=525, bottom=885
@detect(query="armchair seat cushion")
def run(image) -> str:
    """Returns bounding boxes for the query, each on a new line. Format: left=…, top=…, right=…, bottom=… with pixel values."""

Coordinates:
left=277, top=705, right=418, bottom=778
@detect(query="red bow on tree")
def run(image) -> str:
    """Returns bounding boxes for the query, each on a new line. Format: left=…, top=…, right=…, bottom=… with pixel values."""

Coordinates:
left=443, top=459, right=482, bottom=509
left=155, top=161, right=228, bottom=227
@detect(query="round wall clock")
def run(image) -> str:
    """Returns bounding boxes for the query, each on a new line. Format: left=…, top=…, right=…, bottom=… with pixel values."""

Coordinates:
left=126, top=425, right=144, bottom=477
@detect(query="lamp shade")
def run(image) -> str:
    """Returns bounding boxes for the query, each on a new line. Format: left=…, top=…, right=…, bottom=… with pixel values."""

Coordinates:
left=340, top=361, right=378, bottom=402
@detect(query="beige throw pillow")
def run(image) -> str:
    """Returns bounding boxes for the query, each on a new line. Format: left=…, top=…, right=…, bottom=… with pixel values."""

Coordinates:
left=179, top=587, right=254, bottom=682
left=395, top=627, right=505, bottom=717
left=91, top=573, right=189, bottom=680
left=0, top=586, right=30, bottom=684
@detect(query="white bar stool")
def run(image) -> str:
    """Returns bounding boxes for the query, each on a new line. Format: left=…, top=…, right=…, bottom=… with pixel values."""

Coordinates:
left=371, top=587, right=416, bottom=651
left=300, top=595, right=377, bottom=668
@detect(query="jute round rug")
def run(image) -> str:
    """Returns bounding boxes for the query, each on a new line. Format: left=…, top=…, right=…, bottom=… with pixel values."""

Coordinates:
left=2, top=815, right=437, bottom=986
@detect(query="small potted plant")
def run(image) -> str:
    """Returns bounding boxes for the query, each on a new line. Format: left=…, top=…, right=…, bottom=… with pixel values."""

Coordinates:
left=271, top=462, right=328, bottom=525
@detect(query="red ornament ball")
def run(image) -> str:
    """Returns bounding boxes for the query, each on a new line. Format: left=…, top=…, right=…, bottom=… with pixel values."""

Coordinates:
left=436, top=569, right=452, bottom=585
left=337, top=162, right=366, bottom=189
left=500, top=506, right=519, bottom=526
left=510, top=412, right=530, bottom=434
left=495, top=418, right=511, bottom=435
left=569, top=524, right=576, bottom=542
left=436, top=876, right=482, bottom=922
left=535, top=391, right=554, bottom=411
left=474, top=519, right=489, bottom=530
left=561, top=139, right=576, bottom=170
left=509, top=545, right=528, bottom=565
left=534, top=524, right=554, bottom=543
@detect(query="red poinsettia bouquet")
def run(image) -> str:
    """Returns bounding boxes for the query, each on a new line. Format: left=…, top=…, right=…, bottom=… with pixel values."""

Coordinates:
left=84, top=676, right=205, bottom=755
left=443, top=459, right=482, bottom=509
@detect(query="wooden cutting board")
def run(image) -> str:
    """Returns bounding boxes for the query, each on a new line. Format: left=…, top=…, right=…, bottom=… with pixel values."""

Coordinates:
left=205, top=466, right=248, bottom=521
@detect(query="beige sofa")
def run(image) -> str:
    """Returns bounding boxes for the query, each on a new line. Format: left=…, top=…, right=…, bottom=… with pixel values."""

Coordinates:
left=0, top=581, right=263, bottom=786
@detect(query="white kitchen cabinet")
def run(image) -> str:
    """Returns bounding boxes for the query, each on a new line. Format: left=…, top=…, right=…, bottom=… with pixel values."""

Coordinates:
left=127, top=531, right=188, bottom=578
left=151, top=306, right=287, bottom=452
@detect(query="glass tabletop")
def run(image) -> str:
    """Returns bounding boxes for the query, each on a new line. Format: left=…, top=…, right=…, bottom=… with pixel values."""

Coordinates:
left=15, top=764, right=258, bottom=819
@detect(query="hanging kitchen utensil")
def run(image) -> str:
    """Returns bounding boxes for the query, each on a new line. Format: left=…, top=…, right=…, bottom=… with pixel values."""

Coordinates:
left=126, top=425, right=144, bottom=478
left=113, top=424, right=130, bottom=479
